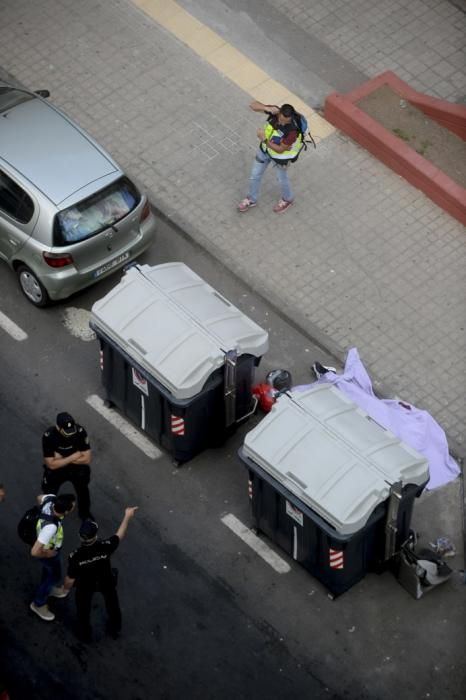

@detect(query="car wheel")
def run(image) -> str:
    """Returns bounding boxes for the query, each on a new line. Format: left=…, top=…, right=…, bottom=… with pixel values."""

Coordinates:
left=16, top=265, right=50, bottom=307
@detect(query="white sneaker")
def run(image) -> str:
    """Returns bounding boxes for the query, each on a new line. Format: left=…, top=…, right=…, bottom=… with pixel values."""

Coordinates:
left=50, top=586, right=69, bottom=598
left=30, top=602, right=55, bottom=621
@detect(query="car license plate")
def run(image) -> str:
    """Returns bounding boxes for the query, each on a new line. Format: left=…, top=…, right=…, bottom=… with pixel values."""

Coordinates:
left=94, top=251, right=130, bottom=278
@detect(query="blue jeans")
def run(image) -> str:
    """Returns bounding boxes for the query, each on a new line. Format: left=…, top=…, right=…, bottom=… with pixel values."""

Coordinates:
left=34, top=552, right=62, bottom=606
left=247, top=148, right=294, bottom=203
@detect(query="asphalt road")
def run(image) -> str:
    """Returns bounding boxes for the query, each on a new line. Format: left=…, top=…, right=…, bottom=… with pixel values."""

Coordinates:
left=0, top=218, right=343, bottom=700
left=1, top=217, right=465, bottom=700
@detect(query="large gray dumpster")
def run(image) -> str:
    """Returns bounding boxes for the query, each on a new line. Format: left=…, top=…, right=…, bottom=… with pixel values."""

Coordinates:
left=91, top=263, right=269, bottom=463
left=239, top=384, right=429, bottom=595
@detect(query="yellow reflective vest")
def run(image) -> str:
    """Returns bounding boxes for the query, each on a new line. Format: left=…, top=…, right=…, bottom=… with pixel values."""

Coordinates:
left=36, top=516, right=64, bottom=549
left=260, top=121, right=303, bottom=163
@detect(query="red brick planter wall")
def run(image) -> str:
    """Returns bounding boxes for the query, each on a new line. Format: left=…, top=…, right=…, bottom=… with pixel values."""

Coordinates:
left=324, top=71, right=466, bottom=226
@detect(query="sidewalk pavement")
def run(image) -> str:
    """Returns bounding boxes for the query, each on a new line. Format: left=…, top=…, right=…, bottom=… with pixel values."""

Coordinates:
left=265, top=0, right=466, bottom=103
left=0, top=0, right=464, bottom=459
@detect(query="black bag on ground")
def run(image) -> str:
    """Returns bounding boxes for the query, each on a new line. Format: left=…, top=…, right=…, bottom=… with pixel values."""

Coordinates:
left=17, top=496, right=57, bottom=545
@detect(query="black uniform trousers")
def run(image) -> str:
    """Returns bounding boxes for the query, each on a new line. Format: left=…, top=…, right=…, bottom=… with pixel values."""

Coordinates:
left=76, top=584, right=122, bottom=640
left=42, top=465, right=91, bottom=519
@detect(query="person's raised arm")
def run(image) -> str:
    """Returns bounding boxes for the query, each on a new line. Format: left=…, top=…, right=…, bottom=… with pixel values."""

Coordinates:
left=249, top=100, right=279, bottom=114
left=115, top=507, right=138, bottom=541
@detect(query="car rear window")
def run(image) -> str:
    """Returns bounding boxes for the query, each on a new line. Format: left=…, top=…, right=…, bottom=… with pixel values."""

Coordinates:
left=54, top=177, right=140, bottom=246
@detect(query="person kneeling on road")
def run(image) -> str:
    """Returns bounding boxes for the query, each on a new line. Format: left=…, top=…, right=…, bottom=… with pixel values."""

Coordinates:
left=30, top=493, right=76, bottom=622
left=63, top=506, right=138, bottom=643
left=41, top=412, right=93, bottom=521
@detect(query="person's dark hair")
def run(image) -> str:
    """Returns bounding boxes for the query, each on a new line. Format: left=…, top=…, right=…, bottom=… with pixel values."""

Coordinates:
left=54, top=493, right=76, bottom=514
left=280, top=103, right=296, bottom=119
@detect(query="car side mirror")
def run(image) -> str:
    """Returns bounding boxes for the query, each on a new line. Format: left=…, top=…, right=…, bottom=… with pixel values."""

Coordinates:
left=34, top=90, right=50, bottom=98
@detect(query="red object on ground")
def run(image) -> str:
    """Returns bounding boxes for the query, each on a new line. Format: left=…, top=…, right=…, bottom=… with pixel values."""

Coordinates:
left=252, top=383, right=276, bottom=413
left=324, top=71, right=466, bottom=226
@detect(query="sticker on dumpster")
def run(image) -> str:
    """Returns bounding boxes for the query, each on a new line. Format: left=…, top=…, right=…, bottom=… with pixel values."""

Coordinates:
left=132, top=368, right=149, bottom=396
left=286, top=501, right=303, bottom=526
left=329, top=548, right=344, bottom=569
left=171, top=415, right=185, bottom=436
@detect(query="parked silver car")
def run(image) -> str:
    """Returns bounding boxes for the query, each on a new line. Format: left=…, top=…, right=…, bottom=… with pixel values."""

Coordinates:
left=0, top=83, right=156, bottom=306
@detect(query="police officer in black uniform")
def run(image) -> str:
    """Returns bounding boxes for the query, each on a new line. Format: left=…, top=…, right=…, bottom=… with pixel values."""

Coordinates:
left=63, top=506, right=138, bottom=642
left=42, top=412, right=93, bottom=520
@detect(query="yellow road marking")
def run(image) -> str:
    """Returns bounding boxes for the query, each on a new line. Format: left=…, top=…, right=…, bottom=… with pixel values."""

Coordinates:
left=132, top=0, right=335, bottom=140
left=183, top=25, right=226, bottom=56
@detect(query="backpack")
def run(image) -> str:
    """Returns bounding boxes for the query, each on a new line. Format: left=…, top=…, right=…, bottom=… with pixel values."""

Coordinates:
left=290, top=112, right=317, bottom=162
left=18, top=496, right=58, bottom=545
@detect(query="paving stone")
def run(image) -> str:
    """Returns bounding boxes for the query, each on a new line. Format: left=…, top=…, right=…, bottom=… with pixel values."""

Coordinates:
left=267, top=0, right=466, bottom=101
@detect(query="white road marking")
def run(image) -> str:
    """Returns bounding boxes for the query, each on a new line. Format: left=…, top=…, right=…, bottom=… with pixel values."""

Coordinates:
left=86, top=394, right=162, bottom=459
left=62, top=307, right=96, bottom=342
left=221, top=513, right=291, bottom=574
left=0, top=310, right=28, bottom=341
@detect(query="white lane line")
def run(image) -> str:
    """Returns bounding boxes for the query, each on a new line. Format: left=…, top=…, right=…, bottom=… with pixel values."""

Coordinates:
left=86, top=394, right=162, bottom=459
left=221, top=513, right=291, bottom=574
left=0, top=310, right=28, bottom=341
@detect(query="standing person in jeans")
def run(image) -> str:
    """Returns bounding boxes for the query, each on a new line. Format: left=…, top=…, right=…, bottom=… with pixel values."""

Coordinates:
left=30, top=493, right=76, bottom=621
left=63, top=506, right=138, bottom=642
left=42, top=412, right=93, bottom=520
left=238, top=101, right=304, bottom=215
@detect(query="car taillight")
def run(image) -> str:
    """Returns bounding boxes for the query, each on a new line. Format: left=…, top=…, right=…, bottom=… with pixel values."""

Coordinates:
left=140, top=200, right=151, bottom=222
left=43, top=252, right=74, bottom=268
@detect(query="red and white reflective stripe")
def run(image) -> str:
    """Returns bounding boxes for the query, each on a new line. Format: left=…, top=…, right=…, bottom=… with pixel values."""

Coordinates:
left=248, top=479, right=253, bottom=500
left=99, top=350, right=104, bottom=371
left=171, top=415, right=185, bottom=436
left=329, top=548, right=344, bottom=569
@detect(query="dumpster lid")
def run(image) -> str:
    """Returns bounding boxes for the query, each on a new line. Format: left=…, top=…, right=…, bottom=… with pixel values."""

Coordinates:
left=90, top=263, right=269, bottom=399
left=242, top=384, right=428, bottom=534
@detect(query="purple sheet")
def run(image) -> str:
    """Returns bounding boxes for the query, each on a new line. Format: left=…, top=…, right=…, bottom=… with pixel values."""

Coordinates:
left=293, top=348, right=460, bottom=490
